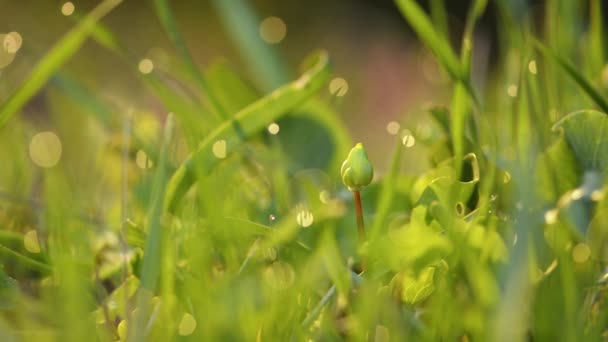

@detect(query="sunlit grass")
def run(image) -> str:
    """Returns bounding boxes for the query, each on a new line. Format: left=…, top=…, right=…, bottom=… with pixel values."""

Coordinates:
left=1, top=0, right=608, bottom=341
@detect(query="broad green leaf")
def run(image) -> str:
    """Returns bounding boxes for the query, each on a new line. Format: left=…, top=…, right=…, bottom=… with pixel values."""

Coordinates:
left=553, top=110, right=608, bottom=171
left=376, top=206, right=452, bottom=273
left=0, top=0, right=123, bottom=129
left=397, top=266, right=437, bottom=306
left=163, top=51, right=331, bottom=212
left=535, top=135, right=580, bottom=202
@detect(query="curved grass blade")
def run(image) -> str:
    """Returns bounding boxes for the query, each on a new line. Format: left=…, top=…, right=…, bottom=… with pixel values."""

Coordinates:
left=211, top=0, right=290, bottom=92
left=534, top=39, right=608, bottom=114
left=369, top=134, right=403, bottom=241
left=153, top=0, right=227, bottom=121
left=0, top=0, right=123, bottom=129
left=163, top=51, right=331, bottom=212
left=394, top=0, right=464, bottom=83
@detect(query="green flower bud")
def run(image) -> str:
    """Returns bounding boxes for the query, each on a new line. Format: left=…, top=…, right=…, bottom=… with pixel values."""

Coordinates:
left=341, top=143, right=374, bottom=191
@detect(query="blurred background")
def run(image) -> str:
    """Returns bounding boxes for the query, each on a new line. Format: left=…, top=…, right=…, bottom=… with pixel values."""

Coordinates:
left=0, top=0, right=508, bottom=171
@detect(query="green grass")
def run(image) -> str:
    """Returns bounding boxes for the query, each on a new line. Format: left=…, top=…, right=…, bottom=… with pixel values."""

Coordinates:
left=1, top=0, right=608, bottom=341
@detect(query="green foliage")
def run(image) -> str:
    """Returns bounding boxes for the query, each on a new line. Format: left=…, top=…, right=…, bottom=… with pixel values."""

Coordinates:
left=3, top=0, right=608, bottom=341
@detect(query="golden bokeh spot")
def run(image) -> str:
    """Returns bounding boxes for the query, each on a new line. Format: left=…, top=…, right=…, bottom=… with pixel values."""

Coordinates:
left=401, top=129, right=416, bottom=147
left=29, top=131, right=62, bottom=168
left=61, top=2, right=75, bottom=16
left=507, top=84, right=518, bottom=97
left=329, top=77, right=348, bottom=97
left=267, top=122, right=280, bottom=135
left=544, top=209, right=558, bottom=225
left=0, top=32, right=22, bottom=68
left=5, top=32, right=22, bottom=54
left=296, top=209, right=314, bottom=227
left=212, top=140, right=227, bottom=159
left=319, top=190, right=331, bottom=204
left=24, top=230, right=41, bottom=253
left=386, top=121, right=400, bottom=135
left=178, top=313, right=197, bottom=336
left=528, top=60, right=537, bottom=75
left=572, top=243, right=590, bottom=263
left=138, top=58, right=154, bottom=74
left=135, top=150, right=153, bottom=169
left=259, top=16, right=287, bottom=44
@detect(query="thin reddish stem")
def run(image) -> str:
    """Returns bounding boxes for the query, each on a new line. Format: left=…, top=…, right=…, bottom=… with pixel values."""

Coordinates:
left=353, top=190, right=366, bottom=271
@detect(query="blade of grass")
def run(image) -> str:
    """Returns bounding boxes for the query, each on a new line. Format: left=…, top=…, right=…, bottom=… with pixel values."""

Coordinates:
left=429, top=0, right=448, bottom=39
left=369, top=134, right=403, bottom=241
left=211, top=0, right=290, bottom=92
left=0, top=0, right=123, bottom=129
left=394, top=0, right=465, bottom=83
left=588, top=0, right=604, bottom=80
left=533, top=39, right=608, bottom=114
left=163, top=51, right=331, bottom=212
left=131, top=114, right=175, bottom=341
left=0, top=243, right=52, bottom=274
left=153, top=0, right=227, bottom=121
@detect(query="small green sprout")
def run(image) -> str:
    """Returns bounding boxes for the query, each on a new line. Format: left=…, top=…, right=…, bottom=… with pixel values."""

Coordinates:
left=341, top=143, right=374, bottom=272
left=341, top=143, right=374, bottom=191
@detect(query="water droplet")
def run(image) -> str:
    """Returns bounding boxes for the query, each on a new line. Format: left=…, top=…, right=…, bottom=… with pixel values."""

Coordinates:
left=212, top=140, right=227, bottom=159
left=296, top=208, right=314, bottom=227
left=259, top=17, right=286, bottom=44
left=544, top=209, right=558, bottom=225
left=528, top=60, right=537, bottom=75
left=29, top=131, right=62, bottom=168
left=23, top=230, right=40, bottom=253
left=572, top=243, right=590, bottom=263
left=269, top=214, right=276, bottom=223
left=267, top=122, right=280, bottom=135
left=513, top=233, right=518, bottom=246
left=386, top=121, right=400, bottom=135
left=61, top=2, right=75, bottom=16
left=507, top=84, right=518, bottom=97
left=329, top=77, right=348, bottom=97
left=178, top=313, right=197, bottom=336
left=135, top=150, right=153, bottom=169
left=138, top=58, right=154, bottom=74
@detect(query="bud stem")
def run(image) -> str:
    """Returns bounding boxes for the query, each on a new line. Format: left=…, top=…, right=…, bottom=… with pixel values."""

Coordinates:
left=353, top=190, right=366, bottom=272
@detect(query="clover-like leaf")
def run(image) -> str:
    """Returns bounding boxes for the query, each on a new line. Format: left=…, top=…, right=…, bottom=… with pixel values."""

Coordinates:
left=341, top=143, right=374, bottom=191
